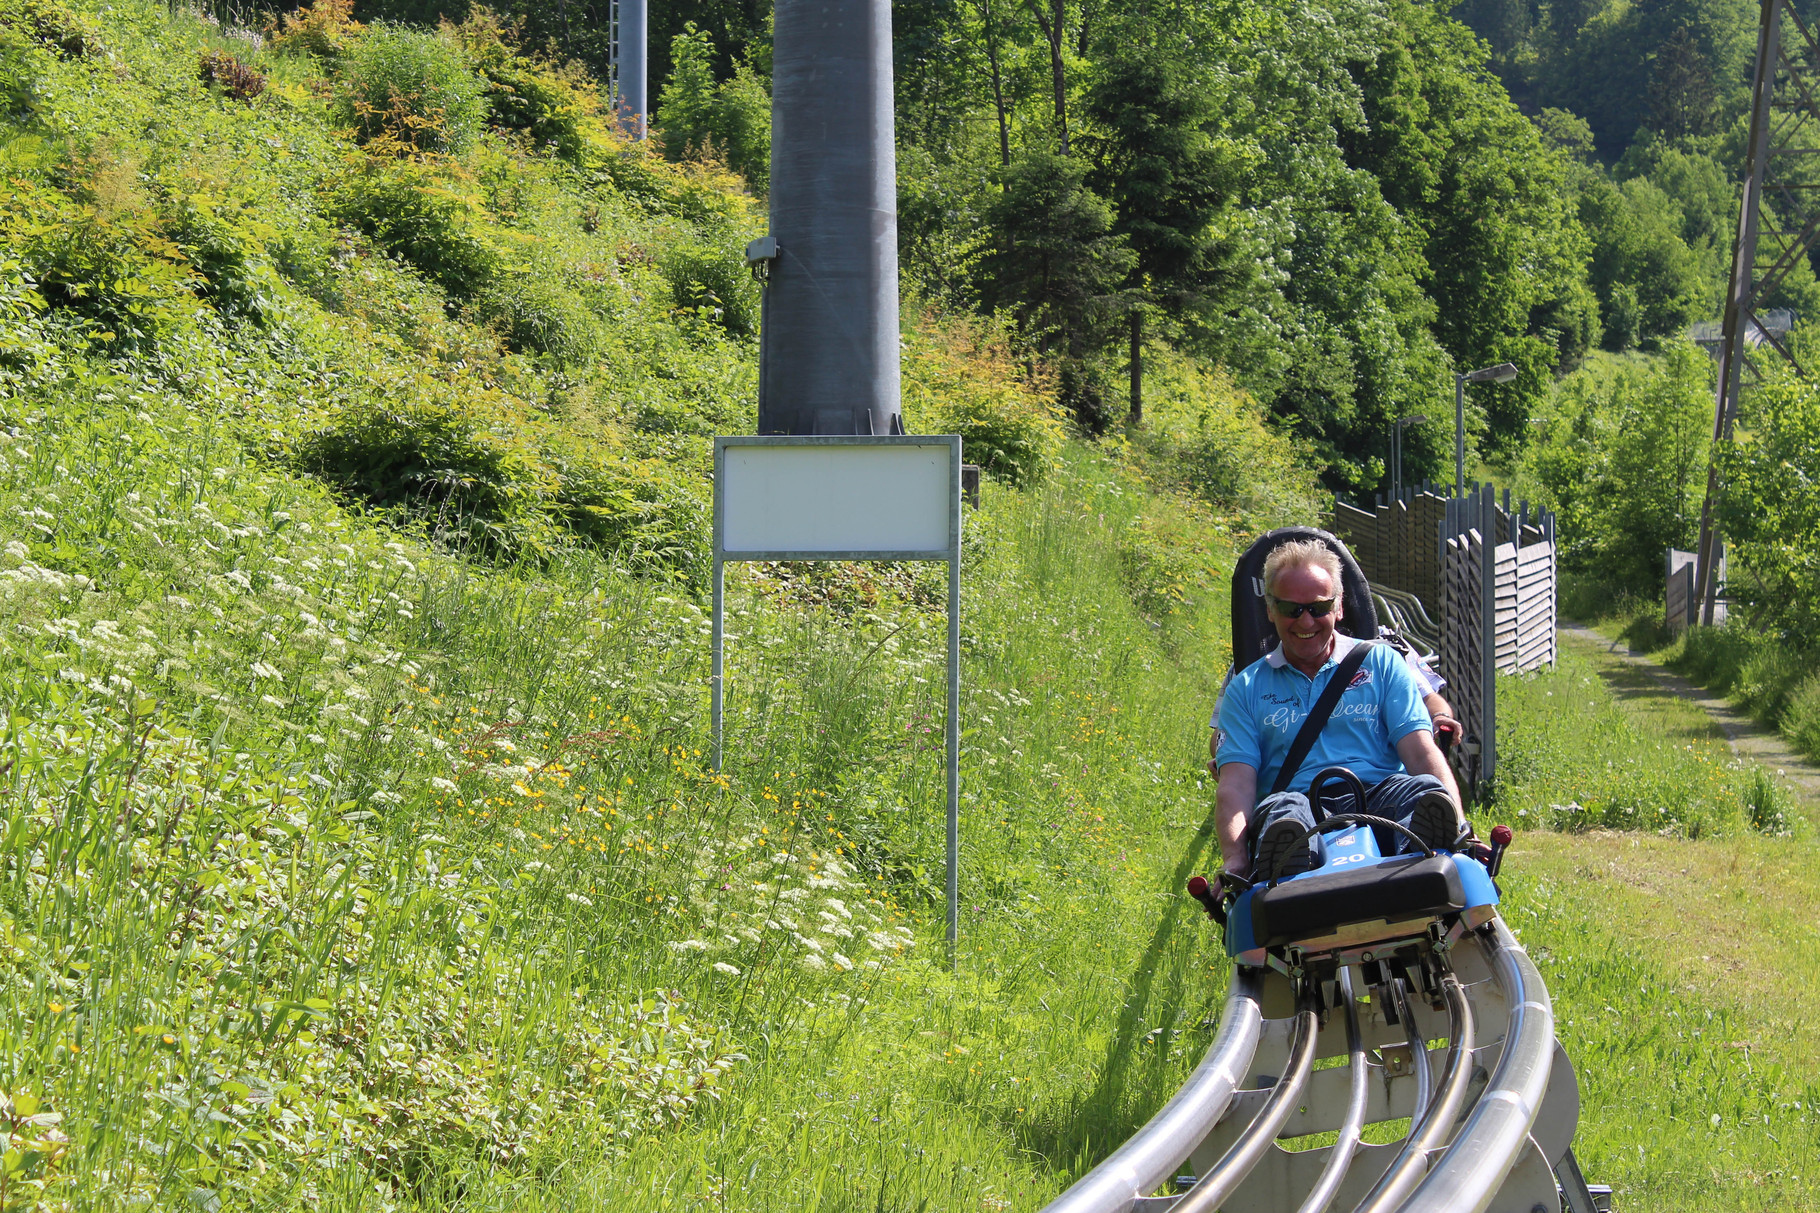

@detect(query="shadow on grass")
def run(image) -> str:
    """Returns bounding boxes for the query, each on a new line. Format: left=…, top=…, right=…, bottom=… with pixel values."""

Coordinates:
left=1015, top=799, right=1224, bottom=1185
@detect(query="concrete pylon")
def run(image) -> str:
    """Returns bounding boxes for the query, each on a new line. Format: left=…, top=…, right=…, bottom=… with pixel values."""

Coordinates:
left=758, top=0, right=903, bottom=436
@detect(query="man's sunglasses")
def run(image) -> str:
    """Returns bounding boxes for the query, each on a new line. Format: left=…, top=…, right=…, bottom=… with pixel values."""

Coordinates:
left=1270, top=596, right=1338, bottom=619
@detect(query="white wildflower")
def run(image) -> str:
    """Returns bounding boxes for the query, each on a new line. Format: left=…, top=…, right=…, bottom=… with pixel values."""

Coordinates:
left=713, top=962, right=740, bottom=975
left=565, top=892, right=594, bottom=907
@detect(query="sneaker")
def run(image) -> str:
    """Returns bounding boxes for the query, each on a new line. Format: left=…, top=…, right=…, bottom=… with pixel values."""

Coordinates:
left=1255, top=816, right=1320, bottom=880
left=1410, top=789, right=1462, bottom=852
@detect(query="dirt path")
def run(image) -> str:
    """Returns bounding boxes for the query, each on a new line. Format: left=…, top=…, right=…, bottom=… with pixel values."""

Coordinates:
left=1558, top=620, right=1820, bottom=809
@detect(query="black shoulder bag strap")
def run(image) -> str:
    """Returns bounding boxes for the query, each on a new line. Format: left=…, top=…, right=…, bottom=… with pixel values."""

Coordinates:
left=1269, top=641, right=1373, bottom=796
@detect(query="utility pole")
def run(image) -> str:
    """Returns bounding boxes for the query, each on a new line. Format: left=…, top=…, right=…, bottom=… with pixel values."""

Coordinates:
left=759, top=0, right=904, bottom=436
left=1694, top=0, right=1820, bottom=624
left=610, top=0, right=647, bottom=139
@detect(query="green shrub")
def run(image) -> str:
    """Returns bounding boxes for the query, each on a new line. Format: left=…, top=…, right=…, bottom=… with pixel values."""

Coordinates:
left=297, top=373, right=710, bottom=580
left=659, top=236, right=757, bottom=338
left=655, top=24, right=770, bottom=193
left=1134, top=347, right=1325, bottom=528
left=158, top=184, right=284, bottom=324
left=331, top=23, right=487, bottom=155
left=472, top=272, right=601, bottom=368
left=265, top=0, right=364, bottom=60
left=459, top=18, right=598, bottom=165
left=198, top=47, right=266, bottom=101
left=0, top=30, right=43, bottom=122
left=1519, top=344, right=1712, bottom=595
left=556, top=454, right=711, bottom=585
left=1785, top=673, right=1820, bottom=761
left=0, top=0, right=104, bottom=60
left=1717, top=376, right=1820, bottom=638
left=1117, top=495, right=1225, bottom=619
left=2, top=180, right=201, bottom=348
left=325, top=158, right=500, bottom=297
left=901, top=317, right=1060, bottom=487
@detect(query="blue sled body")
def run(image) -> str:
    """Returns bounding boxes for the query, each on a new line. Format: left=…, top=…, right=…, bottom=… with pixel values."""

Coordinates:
left=1224, top=822, right=1500, bottom=961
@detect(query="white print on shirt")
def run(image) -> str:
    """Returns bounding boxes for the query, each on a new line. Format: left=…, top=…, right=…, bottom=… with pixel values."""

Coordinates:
left=1262, top=700, right=1381, bottom=733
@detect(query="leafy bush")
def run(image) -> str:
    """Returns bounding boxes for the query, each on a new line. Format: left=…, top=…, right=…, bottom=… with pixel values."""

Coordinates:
left=297, top=373, right=710, bottom=579
left=556, top=453, right=711, bottom=585
left=1785, top=673, right=1820, bottom=762
left=324, top=157, right=500, bottom=297
left=197, top=47, right=265, bottom=101
left=901, top=316, right=1061, bottom=487
left=1134, top=347, right=1324, bottom=528
left=264, top=0, right=364, bottom=60
left=0, top=0, right=104, bottom=60
left=1, top=179, right=201, bottom=348
left=659, top=235, right=757, bottom=337
left=0, top=29, right=45, bottom=123
left=158, top=182, right=284, bottom=323
left=472, top=272, right=601, bottom=367
left=331, top=23, right=487, bottom=156
left=655, top=24, right=770, bottom=193
left=459, top=17, right=599, bottom=165
left=1118, top=494, right=1226, bottom=619
left=1518, top=344, right=1711, bottom=595
left=1717, top=375, right=1820, bottom=638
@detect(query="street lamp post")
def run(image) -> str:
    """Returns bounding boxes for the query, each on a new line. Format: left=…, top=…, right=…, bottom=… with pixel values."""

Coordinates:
left=1454, top=363, right=1519, bottom=491
left=1392, top=414, right=1429, bottom=501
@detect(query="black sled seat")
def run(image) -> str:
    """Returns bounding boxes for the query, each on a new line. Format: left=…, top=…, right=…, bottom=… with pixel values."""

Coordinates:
left=1229, top=525, right=1380, bottom=672
left=1248, top=852, right=1467, bottom=949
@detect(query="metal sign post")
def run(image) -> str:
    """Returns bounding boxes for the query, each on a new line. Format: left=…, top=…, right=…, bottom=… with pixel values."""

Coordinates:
left=711, top=435, right=963, bottom=959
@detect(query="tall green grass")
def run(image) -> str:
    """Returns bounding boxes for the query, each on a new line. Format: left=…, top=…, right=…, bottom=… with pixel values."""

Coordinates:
left=0, top=334, right=1251, bottom=1207
left=1494, top=644, right=1794, bottom=837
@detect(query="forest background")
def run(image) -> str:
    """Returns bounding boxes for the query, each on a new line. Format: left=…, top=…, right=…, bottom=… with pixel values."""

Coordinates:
left=369, top=0, right=1820, bottom=635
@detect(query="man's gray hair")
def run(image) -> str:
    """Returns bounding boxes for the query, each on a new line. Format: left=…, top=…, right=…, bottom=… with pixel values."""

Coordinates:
left=1263, top=539, right=1343, bottom=597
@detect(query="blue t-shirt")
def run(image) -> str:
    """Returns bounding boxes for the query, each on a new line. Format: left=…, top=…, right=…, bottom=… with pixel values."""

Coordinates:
left=1215, top=635, right=1432, bottom=795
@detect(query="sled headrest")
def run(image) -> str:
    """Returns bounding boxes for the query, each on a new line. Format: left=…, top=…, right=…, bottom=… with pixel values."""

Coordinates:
left=1230, top=526, right=1379, bottom=673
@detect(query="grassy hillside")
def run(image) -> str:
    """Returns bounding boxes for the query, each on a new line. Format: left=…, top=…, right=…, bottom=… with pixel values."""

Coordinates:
left=0, top=3, right=1327, bottom=1208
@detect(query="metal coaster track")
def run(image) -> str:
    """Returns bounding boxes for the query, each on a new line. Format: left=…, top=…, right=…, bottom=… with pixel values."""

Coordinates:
left=1038, top=920, right=1603, bottom=1213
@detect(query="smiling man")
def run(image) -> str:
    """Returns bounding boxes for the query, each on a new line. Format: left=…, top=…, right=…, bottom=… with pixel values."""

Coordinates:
left=1208, top=538, right=1465, bottom=895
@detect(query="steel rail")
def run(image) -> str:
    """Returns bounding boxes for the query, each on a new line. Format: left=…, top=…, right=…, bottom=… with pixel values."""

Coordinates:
left=1398, top=921, right=1555, bottom=1213
left=1296, top=969, right=1370, bottom=1213
left=1171, top=992, right=1321, bottom=1213
left=1351, top=973, right=1475, bottom=1213
left=1390, top=978, right=1432, bottom=1123
left=1039, top=967, right=1266, bottom=1213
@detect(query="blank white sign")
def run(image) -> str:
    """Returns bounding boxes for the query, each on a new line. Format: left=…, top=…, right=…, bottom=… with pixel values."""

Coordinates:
left=721, top=442, right=953, bottom=554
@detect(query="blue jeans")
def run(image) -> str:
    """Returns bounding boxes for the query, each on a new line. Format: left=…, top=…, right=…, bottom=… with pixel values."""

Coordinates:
left=1251, top=773, right=1448, bottom=868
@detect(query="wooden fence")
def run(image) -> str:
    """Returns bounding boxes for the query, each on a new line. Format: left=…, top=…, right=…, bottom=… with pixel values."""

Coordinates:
left=1665, top=547, right=1727, bottom=633
left=1334, top=482, right=1558, bottom=794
